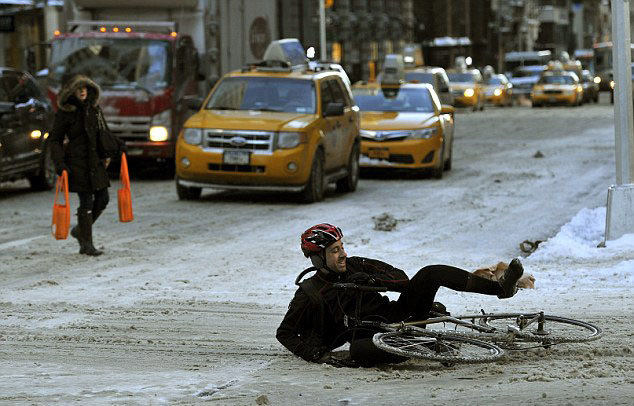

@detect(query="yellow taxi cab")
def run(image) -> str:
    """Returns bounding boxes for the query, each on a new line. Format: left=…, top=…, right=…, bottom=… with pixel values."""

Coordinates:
left=484, top=74, right=513, bottom=106
left=447, top=68, right=485, bottom=111
left=531, top=70, right=583, bottom=107
left=351, top=80, right=455, bottom=179
left=175, top=39, right=360, bottom=202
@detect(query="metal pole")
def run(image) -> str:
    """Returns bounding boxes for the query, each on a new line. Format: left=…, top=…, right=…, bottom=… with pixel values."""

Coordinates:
left=611, top=0, right=634, bottom=185
left=319, top=0, right=326, bottom=60
left=604, top=0, right=634, bottom=242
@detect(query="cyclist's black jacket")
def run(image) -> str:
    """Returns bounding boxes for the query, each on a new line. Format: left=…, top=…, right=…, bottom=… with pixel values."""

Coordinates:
left=276, top=256, right=409, bottom=362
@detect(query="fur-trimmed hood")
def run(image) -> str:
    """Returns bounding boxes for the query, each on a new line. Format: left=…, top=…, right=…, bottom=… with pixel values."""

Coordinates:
left=58, top=75, right=101, bottom=112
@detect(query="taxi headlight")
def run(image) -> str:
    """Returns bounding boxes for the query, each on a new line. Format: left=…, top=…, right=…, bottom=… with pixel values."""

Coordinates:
left=576, top=86, right=583, bottom=93
left=408, top=128, right=437, bottom=140
left=594, top=76, right=601, bottom=84
left=493, top=88, right=502, bottom=96
left=149, top=126, right=169, bottom=142
left=183, top=128, right=203, bottom=145
left=277, top=132, right=305, bottom=149
left=610, top=80, right=615, bottom=90
left=464, top=88, right=475, bottom=97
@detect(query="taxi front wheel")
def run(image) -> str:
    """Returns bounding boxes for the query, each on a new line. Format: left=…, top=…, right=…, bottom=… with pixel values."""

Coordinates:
left=300, top=149, right=325, bottom=203
left=336, top=143, right=359, bottom=193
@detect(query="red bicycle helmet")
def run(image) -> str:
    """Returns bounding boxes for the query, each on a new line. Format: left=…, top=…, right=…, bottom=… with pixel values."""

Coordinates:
left=301, top=223, right=343, bottom=257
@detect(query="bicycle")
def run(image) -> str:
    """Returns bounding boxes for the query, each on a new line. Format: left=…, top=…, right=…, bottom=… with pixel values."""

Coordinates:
left=333, top=282, right=602, bottom=365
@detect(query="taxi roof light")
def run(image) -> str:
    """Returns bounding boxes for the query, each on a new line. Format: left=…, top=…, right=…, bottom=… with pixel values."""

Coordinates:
left=381, top=54, right=405, bottom=85
left=258, top=38, right=308, bottom=71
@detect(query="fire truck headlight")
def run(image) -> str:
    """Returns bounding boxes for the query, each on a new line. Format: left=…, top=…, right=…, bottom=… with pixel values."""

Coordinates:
left=149, top=126, right=169, bottom=142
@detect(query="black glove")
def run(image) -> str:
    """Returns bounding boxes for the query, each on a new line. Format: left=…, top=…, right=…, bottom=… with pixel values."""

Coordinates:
left=348, top=272, right=376, bottom=286
left=310, top=346, right=329, bottom=362
left=321, top=356, right=360, bottom=368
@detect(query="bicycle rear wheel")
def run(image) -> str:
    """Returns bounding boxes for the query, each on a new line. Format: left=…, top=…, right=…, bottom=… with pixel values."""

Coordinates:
left=474, top=313, right=602, bottom=345
left=372, top=328, right=504, bottom=364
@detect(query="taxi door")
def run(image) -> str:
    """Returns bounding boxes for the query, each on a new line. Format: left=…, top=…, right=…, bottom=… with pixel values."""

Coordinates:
left=327, top=78, right=357, bottom=166
left=319, top=79, right=346, bottom=171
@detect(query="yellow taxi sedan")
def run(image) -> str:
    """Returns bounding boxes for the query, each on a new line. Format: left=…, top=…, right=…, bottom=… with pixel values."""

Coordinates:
left=531, top=71, right=583, bottom=107
left=485, top=74, right=513, bottom=106
left=351, top=82, right=454, bottom=178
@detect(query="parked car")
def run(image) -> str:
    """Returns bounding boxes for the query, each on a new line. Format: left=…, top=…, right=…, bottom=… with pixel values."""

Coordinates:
left=580, top=70, right=599, bottom=104
left=404, top=66, right=454, bottom=106
left=0, top=68, right=55, bottom=190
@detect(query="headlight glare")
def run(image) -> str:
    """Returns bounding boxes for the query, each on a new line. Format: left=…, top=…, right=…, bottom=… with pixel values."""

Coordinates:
left=183, top=128, right=202, bottom=145
left=464, top=88, right=475, bottom=97
left=149, top=126, right=169, bottom=142
left=493, top=88, right=502, bottom=96
left=593, top=77, right=601, bottom=84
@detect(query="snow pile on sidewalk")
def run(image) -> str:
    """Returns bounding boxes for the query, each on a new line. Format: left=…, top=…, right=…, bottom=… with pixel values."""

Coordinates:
left=523, top=207, right=634, bottom=304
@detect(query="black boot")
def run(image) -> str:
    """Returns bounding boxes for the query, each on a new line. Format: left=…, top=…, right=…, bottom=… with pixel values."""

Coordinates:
left=71, top=209, right=103, bottom=253
left=78, top=210, right=103, bottom=256
left=497, top=258, right=524, bottom=299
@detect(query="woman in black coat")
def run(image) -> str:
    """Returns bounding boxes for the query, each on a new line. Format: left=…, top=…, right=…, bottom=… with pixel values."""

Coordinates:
left=49, top=75, right=123, bottom=256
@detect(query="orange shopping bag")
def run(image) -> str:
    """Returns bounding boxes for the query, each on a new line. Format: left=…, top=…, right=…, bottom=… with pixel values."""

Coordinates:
left=51, top=170, right=71, bottom=240
left=118, top=153, right=134, bottom=222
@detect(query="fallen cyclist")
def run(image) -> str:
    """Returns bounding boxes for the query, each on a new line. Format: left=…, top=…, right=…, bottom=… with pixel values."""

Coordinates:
left=276, top=223, right=525, bottom=368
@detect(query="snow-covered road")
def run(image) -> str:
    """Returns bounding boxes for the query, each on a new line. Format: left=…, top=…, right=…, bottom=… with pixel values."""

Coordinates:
left=1, top=99, right=632, bottom=405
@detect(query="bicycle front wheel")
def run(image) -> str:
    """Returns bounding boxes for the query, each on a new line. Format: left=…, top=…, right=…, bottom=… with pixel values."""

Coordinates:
left=372, top=329, right=504, bottom=364
left=479, top=313, right=602, bottom=345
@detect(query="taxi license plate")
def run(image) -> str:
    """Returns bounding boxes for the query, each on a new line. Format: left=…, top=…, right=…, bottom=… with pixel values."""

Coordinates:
left=368, top=148, right=389, bottom=159
left=223, top=150, right=250, bottom=165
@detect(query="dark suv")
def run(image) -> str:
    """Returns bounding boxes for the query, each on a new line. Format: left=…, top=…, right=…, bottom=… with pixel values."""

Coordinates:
left=0, top=68, right=55, bottom=190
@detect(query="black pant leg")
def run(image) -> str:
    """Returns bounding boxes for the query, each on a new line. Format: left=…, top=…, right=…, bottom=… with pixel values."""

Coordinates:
left=77, top=192, right=94, bottom=214
left=92, top=188, right=110, bottom=214
left=395, top=265, right=503, bottom=320
left=349, top=338, right=409, bottom=367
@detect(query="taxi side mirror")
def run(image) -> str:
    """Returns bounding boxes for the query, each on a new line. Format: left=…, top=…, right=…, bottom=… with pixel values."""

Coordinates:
left=440, top=105, right=455, bottom=115
left=183, top=96, right=204, bottom=111
left=324, top=102, right=344, bottom=117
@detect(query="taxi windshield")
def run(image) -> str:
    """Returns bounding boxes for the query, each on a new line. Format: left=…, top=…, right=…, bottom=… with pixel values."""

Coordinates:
left=448, top=73, right=477, bottom=83
left=538, top=75, right=575, bottom=85
left=206, top=77, right=316, bottom=113
left=352, top=87, right=434, bottom=113
left=404, top=72, right=433, bottom=84
left=486, top=77, right=504, bottom=85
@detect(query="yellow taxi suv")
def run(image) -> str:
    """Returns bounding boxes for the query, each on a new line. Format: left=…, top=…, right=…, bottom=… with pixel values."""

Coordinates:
left=531, top=71, right=583, bottom=107
left=175, top=39, right=360, bottom=202
left=484, top=74, right=513, bottom=107
left=447, top=69, right=485, bottom=111
left=352, top=82, right=454, bottom=179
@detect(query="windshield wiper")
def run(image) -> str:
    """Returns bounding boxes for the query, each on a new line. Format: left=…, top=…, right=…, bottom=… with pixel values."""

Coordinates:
left=209, top=106, right=237, bottom=110
left=254, top=108, right=283, bottom=112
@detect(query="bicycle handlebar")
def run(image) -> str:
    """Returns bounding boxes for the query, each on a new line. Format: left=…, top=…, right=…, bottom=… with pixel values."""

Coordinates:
left=332, top=282, right=388, bottom=292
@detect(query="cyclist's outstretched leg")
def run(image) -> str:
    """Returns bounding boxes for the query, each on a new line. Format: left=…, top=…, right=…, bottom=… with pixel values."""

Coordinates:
left=396, top=260, right=523, bottom=319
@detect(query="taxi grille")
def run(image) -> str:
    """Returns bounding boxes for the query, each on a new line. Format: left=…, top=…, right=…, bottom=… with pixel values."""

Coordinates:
left=204, top=130, right=273, bottom=152
left=209, top=163, right=266, bottom=173
left=543, top=90, right=563, bottom=94
left=389, top=154, right=414, bottom=164
left=104, top=115, right=150, bottom=140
